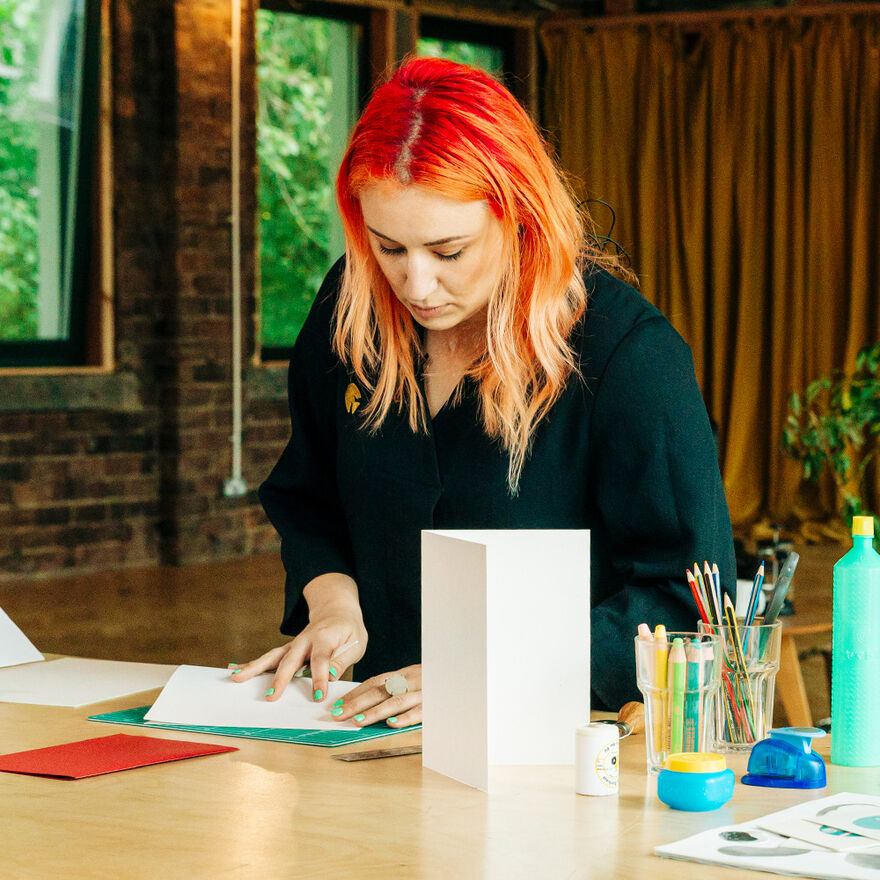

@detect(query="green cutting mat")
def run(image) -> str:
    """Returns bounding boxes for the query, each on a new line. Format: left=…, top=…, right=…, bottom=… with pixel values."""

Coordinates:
left=88, top=705, right=420, bottom=747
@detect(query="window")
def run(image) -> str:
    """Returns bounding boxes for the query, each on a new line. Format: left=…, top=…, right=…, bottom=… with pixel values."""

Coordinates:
left=0, top=0, right=100, bottom=367
left=417, top=17, right=512, bottom=84
left=256, top=4, right=364, bottom=360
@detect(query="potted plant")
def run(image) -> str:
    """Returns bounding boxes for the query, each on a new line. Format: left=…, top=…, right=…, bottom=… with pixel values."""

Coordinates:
left=782, top=341, right=880, bottom=550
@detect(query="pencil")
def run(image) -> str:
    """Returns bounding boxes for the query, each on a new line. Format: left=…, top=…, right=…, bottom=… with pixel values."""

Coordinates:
left=686, top=569, right=709, bottom=624
left=693, top=564, right=711, bottom=620
left=704, top=561, right=722, bottom=625
left=723, top=594, right=747, bottom=674
left=654, top=624, right=668, bottom=757
left=669, top=638, right=686, bottom=754
left=744, top=561, right=765, bottom=627
left=684, top=642, right=702, bottom=751
left=711, top=563, right=724, bottom=622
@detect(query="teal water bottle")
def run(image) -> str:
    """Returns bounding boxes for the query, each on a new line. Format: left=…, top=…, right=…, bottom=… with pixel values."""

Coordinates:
left=831, top=515, right=880, bottom=766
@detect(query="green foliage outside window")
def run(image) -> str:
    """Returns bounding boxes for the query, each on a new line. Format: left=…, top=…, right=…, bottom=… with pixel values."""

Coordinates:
left=0, top=0, right=40, bottom=340
left=256, top=11, right=356, bottom=350
left=417, top=38, right=504, bottom=77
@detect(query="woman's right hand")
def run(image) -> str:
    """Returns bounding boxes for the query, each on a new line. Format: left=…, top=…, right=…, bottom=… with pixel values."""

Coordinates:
left=230, top=573, right=367, bottom=704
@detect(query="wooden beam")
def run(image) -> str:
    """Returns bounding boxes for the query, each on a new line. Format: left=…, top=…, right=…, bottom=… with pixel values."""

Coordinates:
left=511, top=25, right=538, bottom=120
left=368, top=7, right=395, bottom=84
left=603, top=0, right=637, bottom=16
left=394, top=6, right=419, bottom=64
left=542, top=1, right=880, bottom=29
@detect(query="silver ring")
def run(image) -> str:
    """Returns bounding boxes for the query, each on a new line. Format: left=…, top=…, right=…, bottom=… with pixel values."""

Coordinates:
left=384, top=673, right=408, bottom=697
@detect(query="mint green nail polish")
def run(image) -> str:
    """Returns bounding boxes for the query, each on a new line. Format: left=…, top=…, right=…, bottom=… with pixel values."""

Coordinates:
left=333, top=699, right=344, bottom=708
left=331, top=706, right=343, bottom=717
left=313, top=689, right=323, bottom=701
left=354, top=713, right=365, bottom=723
left=265, top=688, right=275, bottom=697
left=328, top=666, right=338, bottom=678
left=227, top=663, right=240, bottom=669
left=388, top=717, right=398, bottom=725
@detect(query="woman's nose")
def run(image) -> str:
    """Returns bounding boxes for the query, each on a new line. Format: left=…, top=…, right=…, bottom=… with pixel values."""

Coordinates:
left=403, top=257, right=438, bottom=302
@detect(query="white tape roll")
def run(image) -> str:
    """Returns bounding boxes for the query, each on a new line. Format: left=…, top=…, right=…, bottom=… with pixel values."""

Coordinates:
left=575, top=722, right=619, bottom=796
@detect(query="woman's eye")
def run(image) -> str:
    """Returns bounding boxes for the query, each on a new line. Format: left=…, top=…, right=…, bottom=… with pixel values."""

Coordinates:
left=436, top=250, right=463, bottom=262
left=378, top=244, right=404, bottom=256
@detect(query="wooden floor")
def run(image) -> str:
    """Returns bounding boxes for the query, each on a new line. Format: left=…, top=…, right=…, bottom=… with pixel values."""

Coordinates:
left=0, top=553, right=287, bottom=669
left=0, top=542, right=843, bottom=723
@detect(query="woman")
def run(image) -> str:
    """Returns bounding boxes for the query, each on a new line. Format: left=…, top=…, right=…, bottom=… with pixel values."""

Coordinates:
left=232, top=57, right=735, bottom=727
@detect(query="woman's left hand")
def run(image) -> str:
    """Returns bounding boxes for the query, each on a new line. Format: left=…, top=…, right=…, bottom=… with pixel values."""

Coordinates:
left=333, top=664, right=422, bottom=727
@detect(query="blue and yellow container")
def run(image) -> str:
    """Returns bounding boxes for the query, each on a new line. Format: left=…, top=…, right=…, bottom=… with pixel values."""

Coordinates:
left=657, top=752, right=735, bottom=811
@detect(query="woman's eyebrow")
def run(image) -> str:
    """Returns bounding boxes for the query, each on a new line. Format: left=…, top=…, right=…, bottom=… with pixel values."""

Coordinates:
left=366, top=226, right=470, bottom=247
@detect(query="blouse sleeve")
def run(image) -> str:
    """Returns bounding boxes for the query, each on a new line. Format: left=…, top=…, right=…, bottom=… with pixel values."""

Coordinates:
left=588, top=315, right=736, bottom=711
left=258, top=261, right=356, bottom=637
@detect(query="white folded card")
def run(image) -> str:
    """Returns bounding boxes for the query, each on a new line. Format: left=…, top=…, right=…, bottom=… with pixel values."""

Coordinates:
left=421, top=529, right=591, bottom=792
left=0, top=606, right=43, bottom=669
left=145, top=665, right=362, bottom=729
left=0, top=657, right=176, bottom=707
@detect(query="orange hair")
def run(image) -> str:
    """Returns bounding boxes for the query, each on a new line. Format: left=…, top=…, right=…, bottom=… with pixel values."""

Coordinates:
left=334, top=57, right=627, bottom=492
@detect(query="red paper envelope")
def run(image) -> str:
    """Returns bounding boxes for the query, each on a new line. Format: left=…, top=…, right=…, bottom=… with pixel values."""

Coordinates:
left=0, top=733, right=237, bottom=779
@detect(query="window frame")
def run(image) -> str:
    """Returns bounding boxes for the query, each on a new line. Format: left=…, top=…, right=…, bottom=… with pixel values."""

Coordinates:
left=256, top=1, right=372, bottom=364
left=0, top=0, right=103, bottom=369
left=417, top=15, right=517, bottom=87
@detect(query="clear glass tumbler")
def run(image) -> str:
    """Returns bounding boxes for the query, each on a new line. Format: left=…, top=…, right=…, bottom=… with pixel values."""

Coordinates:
left=634, top=631, right=722, bottom=773
left=698, top=620, right=782, bottom=752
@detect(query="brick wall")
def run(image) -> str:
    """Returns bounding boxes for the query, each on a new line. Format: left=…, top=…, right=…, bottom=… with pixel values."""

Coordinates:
left=0, top=0, right=287, bottom=581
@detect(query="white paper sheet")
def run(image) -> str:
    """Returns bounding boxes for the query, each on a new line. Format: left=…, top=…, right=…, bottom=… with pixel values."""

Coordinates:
left=804, top=804, right=880, bottom=843
left=759, top=817, right=878, bottom=853
left=656, top=792, right=880, bottom=880
left=0, top=657, right=176, bottom=707
left=421, top=529, right=590, bottom=792
left=0, top=607, right=43, bottom=668
left=145, top=665, right=362, bottom=729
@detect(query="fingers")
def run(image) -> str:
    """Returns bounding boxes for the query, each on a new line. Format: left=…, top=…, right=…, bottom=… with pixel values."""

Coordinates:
left=301, top=634, right=365, bottom=703
left=267, top=642, right=311, bottom=701
left=331, top=665, right=422, bottom=726
left=231, top=632, right=367, bottom=704
left=305, top=649, right=331, bottom=705
left=228, top=645, right=288, bottom=681
left=333, top=687, right=422, bottom=726
left=385, top=704, right=421, bottom=728
left=228, top=640, right=309, bottom=701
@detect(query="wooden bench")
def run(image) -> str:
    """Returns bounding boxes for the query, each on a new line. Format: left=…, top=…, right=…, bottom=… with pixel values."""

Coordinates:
left=776, top=606, right=832, bottom=727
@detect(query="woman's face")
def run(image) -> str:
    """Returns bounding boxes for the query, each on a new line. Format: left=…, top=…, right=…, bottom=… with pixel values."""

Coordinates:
left=359, top=181, right=504, bottom=332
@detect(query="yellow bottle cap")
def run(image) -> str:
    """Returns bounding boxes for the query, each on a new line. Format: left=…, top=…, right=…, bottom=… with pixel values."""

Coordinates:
left=853, top=516, right=875, bottom=537
left=666, top=752, right=727, bottom=773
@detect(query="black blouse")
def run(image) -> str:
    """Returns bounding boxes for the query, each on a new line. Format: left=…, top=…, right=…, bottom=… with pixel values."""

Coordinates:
left=259, top=259, right=735, bottom=710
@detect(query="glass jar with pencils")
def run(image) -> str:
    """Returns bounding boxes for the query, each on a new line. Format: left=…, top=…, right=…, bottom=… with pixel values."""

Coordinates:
left=634, top=630, right=723, bottom=773
left=698, top=619, right=782, bottom=752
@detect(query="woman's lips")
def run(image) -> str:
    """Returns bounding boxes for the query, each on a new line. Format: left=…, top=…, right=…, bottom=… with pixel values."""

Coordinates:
left=409, top=303, right=447, bottom=317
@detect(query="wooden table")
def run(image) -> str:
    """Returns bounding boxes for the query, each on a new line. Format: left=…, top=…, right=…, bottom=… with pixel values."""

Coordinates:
left=1, top=666, right=874, bottom=879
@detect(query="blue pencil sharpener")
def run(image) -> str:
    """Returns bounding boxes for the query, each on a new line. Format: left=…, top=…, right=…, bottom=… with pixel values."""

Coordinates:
left=741, top=727, right=827, bottom=789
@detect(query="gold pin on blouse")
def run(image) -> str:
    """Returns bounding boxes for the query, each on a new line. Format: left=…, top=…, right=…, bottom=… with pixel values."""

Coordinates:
left=345, top=383, right=361, bottom=414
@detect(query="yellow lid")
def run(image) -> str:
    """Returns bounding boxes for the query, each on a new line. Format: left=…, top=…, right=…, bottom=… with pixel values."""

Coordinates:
left=666, top=752, right=727, bottom=773
left=853, top=516, right=875, bottom=537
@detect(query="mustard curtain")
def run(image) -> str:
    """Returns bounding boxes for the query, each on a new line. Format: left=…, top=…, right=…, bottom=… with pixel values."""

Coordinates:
left=542, top=13, right=880, bottom=531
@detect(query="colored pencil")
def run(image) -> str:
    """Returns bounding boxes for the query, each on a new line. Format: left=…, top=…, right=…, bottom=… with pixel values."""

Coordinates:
left=686, top=570, right=710, bottom=624
left=684, top=642, right=702, bottom=751
left=669, top=638, right=687, bottom=754
left=654, top=625, right=668, bottom=755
